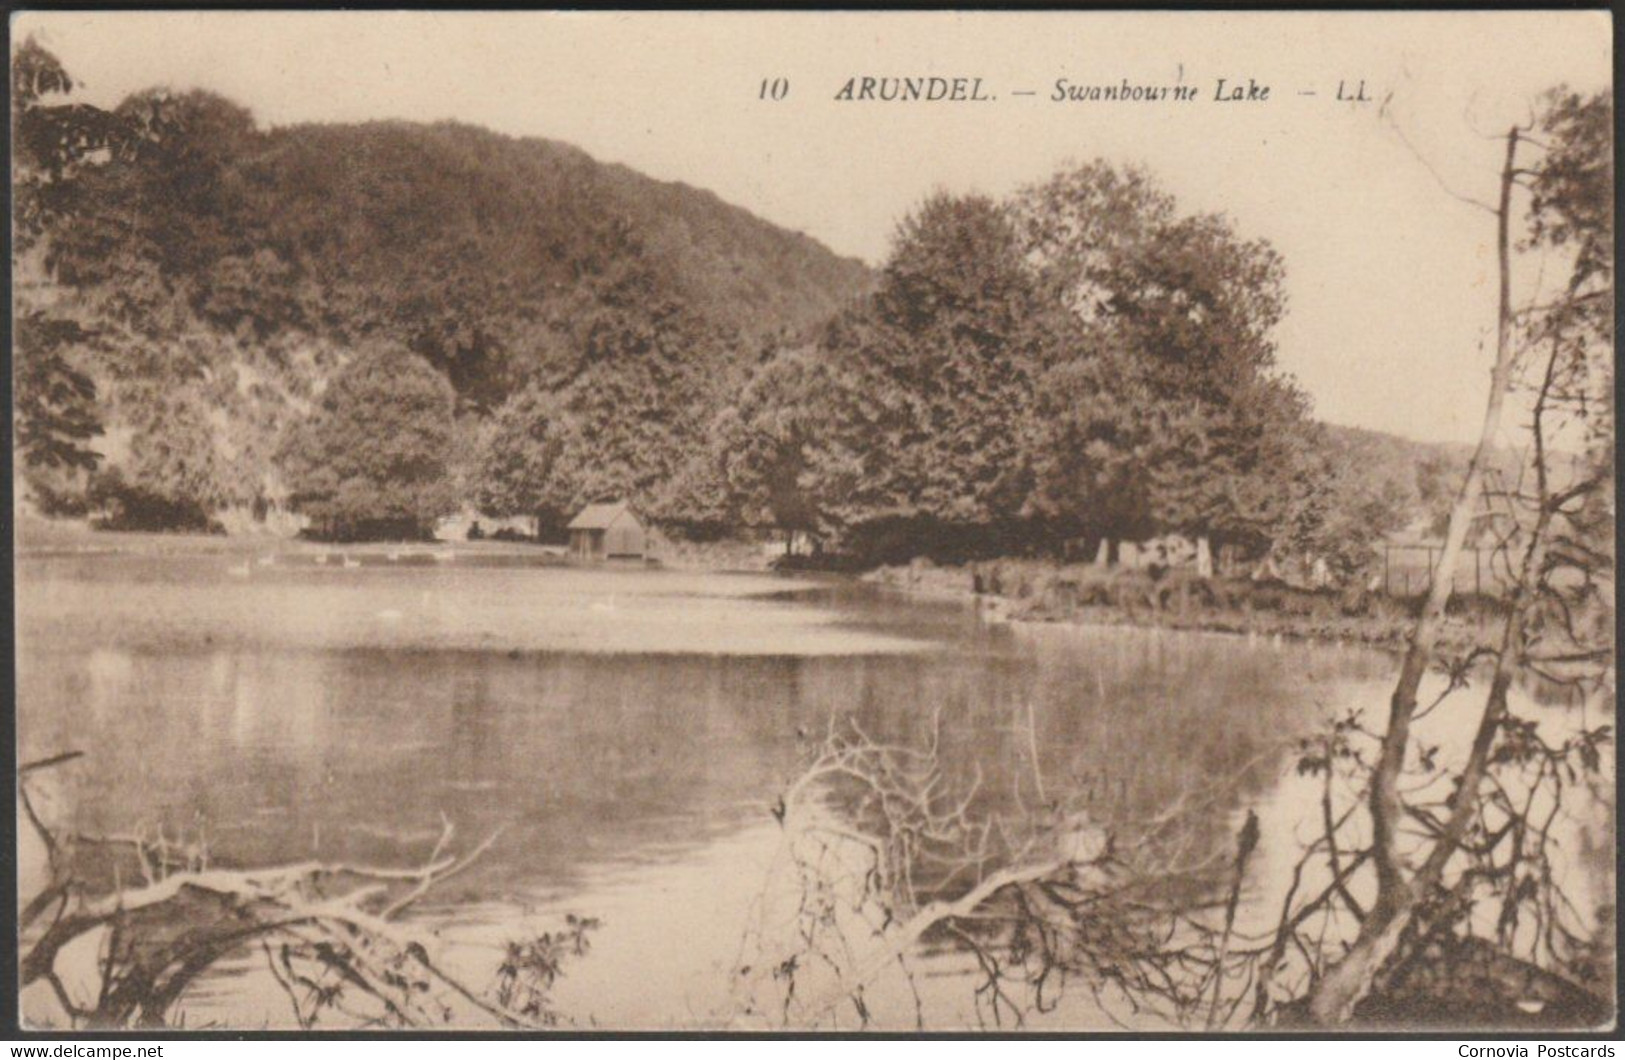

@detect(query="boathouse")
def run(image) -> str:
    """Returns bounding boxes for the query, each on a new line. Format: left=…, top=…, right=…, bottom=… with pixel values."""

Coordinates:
left=567, top=501, right=647, bottom=561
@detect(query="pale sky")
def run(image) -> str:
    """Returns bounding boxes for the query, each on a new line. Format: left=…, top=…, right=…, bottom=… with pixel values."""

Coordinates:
left=12, top=10, right=1613, bottom=444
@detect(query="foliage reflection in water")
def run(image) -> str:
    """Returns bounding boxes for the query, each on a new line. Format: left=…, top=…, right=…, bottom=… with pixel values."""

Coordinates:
left=15, top=554, right=1608, bottom=1028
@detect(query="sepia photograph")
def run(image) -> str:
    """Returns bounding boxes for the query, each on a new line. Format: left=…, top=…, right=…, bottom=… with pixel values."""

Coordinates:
left=9, top=9, right=1617, bottom=1036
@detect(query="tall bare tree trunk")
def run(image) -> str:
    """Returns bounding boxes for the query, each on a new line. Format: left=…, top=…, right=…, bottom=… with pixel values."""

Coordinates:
left=1305, top=125, right=1524, bottom=1025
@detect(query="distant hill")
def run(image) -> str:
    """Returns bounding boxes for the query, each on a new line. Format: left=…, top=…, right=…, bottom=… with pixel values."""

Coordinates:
left=1320, top=423, right=1474, bottom=478
left=44, top=95, right=872, bottom=393
left=1318, top=422, right=1542, bottom=540
left=594, top=159, right=874, bottom=342
left=236, top=120, right=872, bottom=359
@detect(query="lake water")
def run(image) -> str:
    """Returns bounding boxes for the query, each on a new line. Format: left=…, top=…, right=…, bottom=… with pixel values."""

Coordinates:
left=14, top=548, right=1612, bottom=1029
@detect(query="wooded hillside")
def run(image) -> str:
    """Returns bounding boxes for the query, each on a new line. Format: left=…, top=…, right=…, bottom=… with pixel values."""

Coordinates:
left=15, top=67, right=870, bottom=533
left=14, top=41, right=1477, bottom=566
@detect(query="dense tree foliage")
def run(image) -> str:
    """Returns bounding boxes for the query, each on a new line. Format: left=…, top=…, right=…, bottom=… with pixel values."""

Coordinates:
left=1013, top=164, right=1313, bottom=554
left=1524, top=88, right=1613, bottom=470
left=702, top=164, right=1486, bottom=571
left=90, top=383, right=231, bottom=532
left=717, top=170, right=1358, bottom=565
left=15, top=40, right=1475, bottom=565
left=15, top=43, right=867, bottom=536
left=810, top=194, right=1055, bottom=546
left=1520, top=88, right=1614, bottom=618
left=474, top=383, right=566, bottom=535
left=277, top=345, right=460, bottom=540
left=13, top=313, right=101, bottom=478
left=11, top=37, right=144, bottom=492
left=472, top=259, right=748, bottom=534
left=713, top=347, right=833, bottom=535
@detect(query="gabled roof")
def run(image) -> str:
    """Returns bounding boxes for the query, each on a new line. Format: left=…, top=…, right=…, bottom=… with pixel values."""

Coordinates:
left=568, top=500, right=639, bottom=531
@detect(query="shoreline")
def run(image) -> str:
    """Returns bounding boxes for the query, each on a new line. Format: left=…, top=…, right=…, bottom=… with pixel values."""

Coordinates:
left=862, top=558, right=1505, bottom=655
left=14, top=517, right=786, bottom=571
left=15, top=518, right=1503, bottom=654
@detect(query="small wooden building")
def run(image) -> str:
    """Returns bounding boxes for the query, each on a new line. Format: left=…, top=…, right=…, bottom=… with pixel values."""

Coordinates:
left=567, top=501, right=647, bottom=561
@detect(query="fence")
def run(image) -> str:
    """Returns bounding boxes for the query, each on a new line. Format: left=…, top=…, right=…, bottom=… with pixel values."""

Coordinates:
left=1381, top=542, right=1514, bottom=599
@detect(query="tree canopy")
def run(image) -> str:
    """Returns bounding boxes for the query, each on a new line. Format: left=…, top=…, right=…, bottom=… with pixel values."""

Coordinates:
left=716, top=168, right=1346, bottom=564
left=14, top=40, right=867, bottom=536
left=277, top=344, right=460, bottom=540
left=14, top=39, right=1480, bottom=564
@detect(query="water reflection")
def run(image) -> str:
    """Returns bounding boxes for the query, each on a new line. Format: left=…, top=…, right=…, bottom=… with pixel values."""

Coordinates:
left=14, top=554, right=1609, bottom=1028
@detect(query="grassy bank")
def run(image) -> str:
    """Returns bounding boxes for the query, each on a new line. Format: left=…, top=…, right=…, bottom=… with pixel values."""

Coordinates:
left=15, top=517, right=1505, bottom=653
left=864, top=557, right=1508, bottom=653
left=16, top=514, right=797, bottom=575
left=14, top=515, right=563, bottom=559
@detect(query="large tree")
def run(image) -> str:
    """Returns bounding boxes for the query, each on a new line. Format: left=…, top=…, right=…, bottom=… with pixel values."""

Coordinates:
left=716, top=346, right=832, bottom=536
left=473, top=382, right=566, bottom=536
left=1023, top=341, right=1160, bottom=546
left=1299, top=89, right=1615, bottom=1025
left=474, top=257, right=747, bottom=527
left=84, top=382, right=232, bottom=532
left=277, top=343, right=459, bottom=540
left=800, top=193, right=1059, bottom=555
left=11, top=38, right=155, bottom=493
left=1015, top=162, right=1310, bottom=557
left=734, top=174, right=1312, bottom=564
left=650, top=344, right=836, bottom=540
